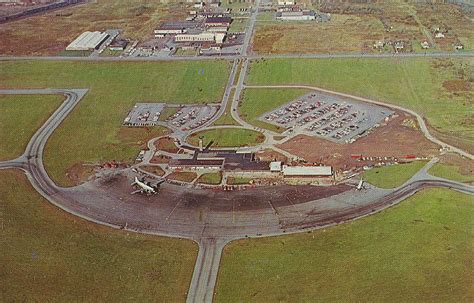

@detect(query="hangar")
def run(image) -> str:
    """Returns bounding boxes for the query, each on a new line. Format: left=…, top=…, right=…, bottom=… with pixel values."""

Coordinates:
left=66, top=31, right=110, bottom=51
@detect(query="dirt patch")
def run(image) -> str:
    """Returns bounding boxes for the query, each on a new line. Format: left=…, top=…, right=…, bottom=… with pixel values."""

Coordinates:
left=256, top=148, right=288, bottom=162
left=278, top=112, right=439, bottom=172
left=155, top=137, right=179, bottom=153
left=65, top=162, right=97, bottom=184
left=442, top=79, right=472, bottom=92
left=167, top=171, right=197, bottom=183
left=150, top=154, right=171, bottom=164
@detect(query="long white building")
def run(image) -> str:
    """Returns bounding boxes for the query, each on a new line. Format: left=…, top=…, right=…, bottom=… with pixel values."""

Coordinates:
left=175, top=32, right=226, bottom=44
left=66, top=31, right=109, bottom=51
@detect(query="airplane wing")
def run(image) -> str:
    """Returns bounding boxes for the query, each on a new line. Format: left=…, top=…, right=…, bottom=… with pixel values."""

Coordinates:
left=130, top=189, right=143, bottom=195
left=149, top=179, right=165, bottom=187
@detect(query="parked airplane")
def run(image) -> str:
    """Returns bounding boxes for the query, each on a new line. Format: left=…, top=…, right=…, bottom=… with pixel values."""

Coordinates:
left=130, top=176, right=165, bottom=195
left=356, top=178, right=365, bottom=190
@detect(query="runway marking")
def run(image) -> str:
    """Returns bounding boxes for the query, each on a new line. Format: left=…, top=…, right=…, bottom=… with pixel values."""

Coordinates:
left=285, top=194, right=304, bottom=217
left=232, top=200, right=235, bottom=224
left=165, top=198, right=182, bottom=222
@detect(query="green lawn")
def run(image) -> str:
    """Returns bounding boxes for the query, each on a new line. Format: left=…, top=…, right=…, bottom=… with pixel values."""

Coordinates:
left=364, top=161, right=427, bottom=189
left=197, top=172, right=222, bottom=185
left=0, top=170, right=197, bottom=302
left=246, top=58, right=474, bottom=148
left=187, top=128, right=265, bottom=147
left=216, top=188, right=474, bottom=302
left=0, top=60, right=230, bottom=186
left=0, top=94, right=64, bottom=161
left=239, top=88, right=310, bottom=132
left=429, top=163, right=474, bottom=183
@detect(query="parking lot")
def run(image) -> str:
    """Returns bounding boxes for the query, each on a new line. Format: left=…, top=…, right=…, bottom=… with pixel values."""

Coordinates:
left=123, top=103, right=165, bottom=127
left=259, top=92, right=394, bottom=143
left=164, top=105, right=219, bottom=131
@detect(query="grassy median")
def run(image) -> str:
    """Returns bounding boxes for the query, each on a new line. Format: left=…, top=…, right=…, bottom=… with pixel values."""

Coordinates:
left=187, top=128, right=265, bottom=148
left=216, top=188, right=474, bottom=302
left=0, top=94, right=64, bottom=161
left=0, top=170, right=197, bottom=302
left=0, top=60, right=230, bottom=186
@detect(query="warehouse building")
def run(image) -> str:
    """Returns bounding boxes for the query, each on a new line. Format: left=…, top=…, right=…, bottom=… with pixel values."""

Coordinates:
left=282, top=165, right=332, bottom=177
left=66, top=31, right=109, bottom=51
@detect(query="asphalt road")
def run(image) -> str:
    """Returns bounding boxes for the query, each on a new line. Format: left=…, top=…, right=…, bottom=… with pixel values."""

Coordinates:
left=0, top=51, right=473, bottom=62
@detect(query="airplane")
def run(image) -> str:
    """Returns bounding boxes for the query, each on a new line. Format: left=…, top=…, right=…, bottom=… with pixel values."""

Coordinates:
left=356, top=178, right=366, bottom=190
left=130, top=176, right=165, bottom=195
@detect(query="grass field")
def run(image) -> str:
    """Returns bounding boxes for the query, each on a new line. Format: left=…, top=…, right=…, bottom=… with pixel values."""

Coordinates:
left=239, top=88, right=310, bottom=132
left=216, top=188, right=474, bottom=302
left=429, top=163, right=474, bottom=183
left=197, top=172, right=222, bottom=185
left=363, top=161, right=427, bottom=189
left=227, top=176, right=252, bottom=185
left=0, top=60, right=230, bottom=186
left=247, top=58, right=474, bottom=151
left=0, top=0, right=187, bottom=55
left=0, top=170, right=197, bottom=302
left=0, top=94, right=64, bottom=161
left=167, top=171, right=197, bottom=183
left=187, top=128, right=265, bottom=147
left=254, top=14, right=387, bottom=54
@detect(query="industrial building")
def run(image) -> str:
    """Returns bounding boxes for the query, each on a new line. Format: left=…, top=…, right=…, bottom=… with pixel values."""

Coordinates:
left=205, top=16, right=232, bottom=27
left=276, top=10, right=316, bottom=21
left=175, top=32, right=226, bottom=44
left=66, top=31, right=109, bottom=51
left=154, top=21, right=201, bottom=38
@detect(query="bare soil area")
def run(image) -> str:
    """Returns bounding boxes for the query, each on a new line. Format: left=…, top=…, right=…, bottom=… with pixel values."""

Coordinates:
left=278, top=112, right=439, bottom=171
left=155, top=137, right=179, bottom=154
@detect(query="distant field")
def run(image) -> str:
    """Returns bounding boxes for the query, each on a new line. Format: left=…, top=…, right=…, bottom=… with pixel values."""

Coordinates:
left=0, top=0, right=187, bottom=55
left=0, top=94, right=63, bottom=161
left=0, top=170, right=197, bottom=302
left=187, top=128, right=265, bottom=147
left=216, top=188, right=474, bottom=302
left=239, top=88, right=310, bottom=132
left=254, top=14, right=387, bottom=54
left=363, top=161, right=427, bottom=189
left=0, top=60, right=230, bottom=186
left=247, top=58, right=474, bottom=152
left=254, top=2, right=472, bottom=54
